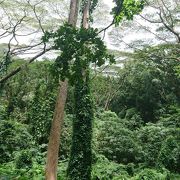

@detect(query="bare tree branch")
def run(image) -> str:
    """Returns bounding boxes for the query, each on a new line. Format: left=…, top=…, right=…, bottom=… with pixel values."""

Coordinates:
left=158, top=11, right=180, bottom=43
left=0, top=47, right=51, bottom=84
left=139, top=14, right=161, bottom=24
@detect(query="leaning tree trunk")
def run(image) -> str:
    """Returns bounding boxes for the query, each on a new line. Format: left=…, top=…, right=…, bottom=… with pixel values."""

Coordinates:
left=45, top=1, right=79, bottom=180
left=67, top=1, right=93, bottom=179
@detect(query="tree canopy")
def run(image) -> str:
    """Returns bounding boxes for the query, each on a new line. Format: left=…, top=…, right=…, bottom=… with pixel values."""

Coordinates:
left=0, top=0, right=179, bottom=179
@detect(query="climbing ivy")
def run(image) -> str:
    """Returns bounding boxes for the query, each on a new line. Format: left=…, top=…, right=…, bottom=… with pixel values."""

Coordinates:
left=42, top=22, right=114, bottom=179
left=41, top=0, right=145, bottom=178
left=67, top=60, right=93, bottom=179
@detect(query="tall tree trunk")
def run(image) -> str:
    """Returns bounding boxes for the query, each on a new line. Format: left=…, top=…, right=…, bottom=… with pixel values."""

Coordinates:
left=67, top=1, right=93, bottom=179
left=82, top=0, right=90, bottom=29
left=45, top=1, right=79, bottom=180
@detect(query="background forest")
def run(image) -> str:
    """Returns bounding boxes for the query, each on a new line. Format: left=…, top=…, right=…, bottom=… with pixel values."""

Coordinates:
left=0, top=0, right=180, bottom=179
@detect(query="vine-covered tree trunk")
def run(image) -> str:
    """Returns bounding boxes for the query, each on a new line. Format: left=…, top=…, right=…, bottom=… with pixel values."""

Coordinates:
left=67, top=66, right=93, bottom=180
left=67, top=1, right=93, bottom=179
left=45, top=0, right=79, bottom=179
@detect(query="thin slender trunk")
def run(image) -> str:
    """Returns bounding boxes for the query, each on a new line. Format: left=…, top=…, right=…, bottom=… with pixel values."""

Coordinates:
left=82, top=0, right=90, bottom=29
left=45, top=81, right=68, bottom=180
left=45, top=1, right=79, bottom=180
left=68, top=0, right=79, bottom=27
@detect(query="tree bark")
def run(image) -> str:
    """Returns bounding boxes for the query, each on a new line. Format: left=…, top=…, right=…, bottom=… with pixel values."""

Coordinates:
left=82, top=0, right=90, bottom=29
left=45, top=1, right=79, bottom=180
left=45, top=81, right=68, bottom=180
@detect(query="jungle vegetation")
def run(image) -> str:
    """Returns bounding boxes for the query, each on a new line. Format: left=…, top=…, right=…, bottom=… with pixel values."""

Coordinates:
left=0, top=0, right=179, bottom=179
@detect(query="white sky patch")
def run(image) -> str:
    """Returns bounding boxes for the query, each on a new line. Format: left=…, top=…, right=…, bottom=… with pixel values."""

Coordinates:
left=103, top=0, right=114, bottom=7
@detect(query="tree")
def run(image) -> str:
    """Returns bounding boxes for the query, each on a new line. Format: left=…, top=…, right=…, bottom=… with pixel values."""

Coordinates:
left=66, top=0, right=145, bottom=178
left=142, top=0, right=180, bottom=43
left=109, top=0, right=180, bottom=50
left=43, top=1, right=115, bottom=178
left=45, top=0, right=79, bottom=179
left=67, top=1, right=93, bottom=179
left=91, top=75, right=119, bottom=110
left=110, top=44, right=180, bottom=122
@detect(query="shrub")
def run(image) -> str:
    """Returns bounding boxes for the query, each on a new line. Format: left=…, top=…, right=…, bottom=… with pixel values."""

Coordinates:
left=123, top=108, right=143, bottom=130
left=0, top=120, right=33, bottom=163
left=92, top=155, right=130, bottom=180
left=95, top=111, right=141, bottom=164
left=0, top=161, right=44, bottom=180
left=136, top=124, right=168, bottom=166
left=158, top=134, right=180, bottom=173
left=133, top=168, right=168, bottom=180
left=14, top=150, right=34, bottom=169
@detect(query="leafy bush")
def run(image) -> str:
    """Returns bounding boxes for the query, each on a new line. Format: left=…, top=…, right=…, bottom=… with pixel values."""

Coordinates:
left=0, top=120, right=33, bottom=163
left=95, top=111, right=141, bottom=164
left=14, top=150, right=34, bottom=169
left=0, top=161, right=44, bottom=180
left=120, top=108, right=143, bottom=130
left=92, top=155, right=130, bottom=180
left=14, top=145, right=45, bottom=170
left=158, top=135, right=180, bottom=173
left=132, top=168, right=168, bottom=180
left=136, top=123, right=168, bottom=166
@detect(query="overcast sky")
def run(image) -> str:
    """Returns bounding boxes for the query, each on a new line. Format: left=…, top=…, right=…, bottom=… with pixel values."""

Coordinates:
left=103, top=0, right=114, bottom=7
left=1, top=0, right=174, bottom=59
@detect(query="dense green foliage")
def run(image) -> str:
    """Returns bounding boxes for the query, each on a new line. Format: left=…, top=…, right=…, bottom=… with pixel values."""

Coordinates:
left=112, top=0, right=145, bottom=25
left=110, top=44, right=180, bottom=123
left=0, top=0, right=179, bottom=178
left=0, top=120, right=33, bottom=164
left=0, top=43, right=179, bottom=179
left=43, top=23, right=114, bottom=83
